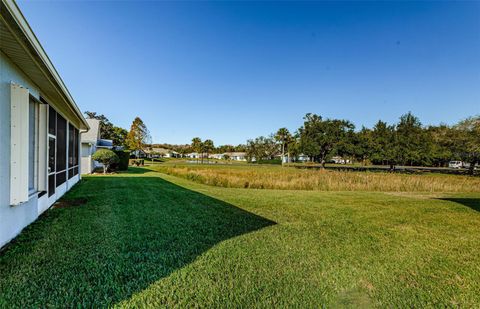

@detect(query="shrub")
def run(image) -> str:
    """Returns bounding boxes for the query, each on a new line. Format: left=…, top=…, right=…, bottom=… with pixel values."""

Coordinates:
left=92, top=149, right=119, bottom=174
left=113, top=150, right=129, bottom=171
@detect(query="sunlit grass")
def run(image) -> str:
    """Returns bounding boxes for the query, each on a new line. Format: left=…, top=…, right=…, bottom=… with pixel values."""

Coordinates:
left=1, top=167, right=479, bottom=307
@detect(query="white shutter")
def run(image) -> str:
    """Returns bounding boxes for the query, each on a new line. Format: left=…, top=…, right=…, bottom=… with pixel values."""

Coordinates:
left=38, top=104, right=48, bottom=191
left=10, top=83, right=29, bottom=205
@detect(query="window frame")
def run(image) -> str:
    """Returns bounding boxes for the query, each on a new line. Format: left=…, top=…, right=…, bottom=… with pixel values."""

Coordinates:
left=68, top=124, right=79, bottom=179
left=28, top=95, right=40, bottom=196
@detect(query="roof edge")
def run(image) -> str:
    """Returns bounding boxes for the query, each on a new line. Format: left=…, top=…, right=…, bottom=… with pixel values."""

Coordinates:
left=2, top=0, right=89, bottom=130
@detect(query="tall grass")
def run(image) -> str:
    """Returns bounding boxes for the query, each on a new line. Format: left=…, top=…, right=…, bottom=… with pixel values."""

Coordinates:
left=150, top=164, right=480, bottom=192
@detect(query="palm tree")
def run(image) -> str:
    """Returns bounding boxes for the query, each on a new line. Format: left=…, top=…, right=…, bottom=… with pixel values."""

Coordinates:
left=275, top=128, right=291, bottom=166
left=203, top=139, right=214, bottom=164
left=191, top=137, right=202, bottom=164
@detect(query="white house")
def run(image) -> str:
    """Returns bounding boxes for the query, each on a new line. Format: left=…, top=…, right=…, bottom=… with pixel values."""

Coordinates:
left=185, top=152, right=200, bottom=159
left=80, top=119, right=113, bottom=174
left=145, top=147, right=180, bottom=158
left=0, top=0, right=89, bottom=248
left=331, top=156, right=351, bottom=164
left=224, top=152, right=247, bottom=161
left=297, top=154, right=310, bottom=162
left=209, top=153, right=225, bottom=160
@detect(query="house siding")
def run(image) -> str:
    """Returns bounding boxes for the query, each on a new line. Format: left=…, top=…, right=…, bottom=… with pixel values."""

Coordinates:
left=0, top=51, right=42, bottom=248
left=81, top=143, right=94, bottom=174
left=0, top=51, right=80, bottom=248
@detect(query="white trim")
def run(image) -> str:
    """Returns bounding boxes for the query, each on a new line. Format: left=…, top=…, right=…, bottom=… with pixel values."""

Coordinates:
left=38, top=104, right=48, bottom=191
left=55, top=182, right=67, bottom=199
left=37, top=193, right=49, bottom=215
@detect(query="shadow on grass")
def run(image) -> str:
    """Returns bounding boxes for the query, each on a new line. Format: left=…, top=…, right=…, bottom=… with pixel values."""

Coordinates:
left=439, top=198, right=480, bottom=212
left=0, top=174, right=275, bottom=307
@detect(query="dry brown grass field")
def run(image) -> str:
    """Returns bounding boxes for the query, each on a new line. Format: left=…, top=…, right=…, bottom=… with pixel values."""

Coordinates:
left=148, top=163, right=480, bottom=192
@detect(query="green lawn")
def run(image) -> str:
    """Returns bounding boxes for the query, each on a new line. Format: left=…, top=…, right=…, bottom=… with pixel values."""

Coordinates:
left=1, top=167, right=479, bottom=307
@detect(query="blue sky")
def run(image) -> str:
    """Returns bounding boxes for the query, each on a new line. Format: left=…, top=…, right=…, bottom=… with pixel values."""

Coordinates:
left=18, top=1, right=480, bottom=145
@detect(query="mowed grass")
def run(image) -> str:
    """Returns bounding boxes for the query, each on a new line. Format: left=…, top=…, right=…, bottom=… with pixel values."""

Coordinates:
left=0, top=167, right=479, bottom=307
left=151, top=163, right=480, bottom=192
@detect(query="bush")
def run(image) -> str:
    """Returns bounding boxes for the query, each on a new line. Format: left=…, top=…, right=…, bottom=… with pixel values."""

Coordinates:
left=92, top=149, right=119, bottom=174
left=113, top=150, right=129, bottom=171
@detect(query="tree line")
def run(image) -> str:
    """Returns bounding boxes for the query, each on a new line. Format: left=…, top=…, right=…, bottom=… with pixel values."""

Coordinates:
left=148, top=141, right=247, bottom=157
left=246, top=112, right=479, bottom=174
left=84, top=112, right=247, bottom=159
left=84, top=110, right=479, bottom=174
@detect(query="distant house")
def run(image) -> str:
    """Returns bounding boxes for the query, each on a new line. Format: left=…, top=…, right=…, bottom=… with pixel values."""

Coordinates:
left=80, top=119, right=113, bottom=174
left=210, top=153, right=225, bottom=160
left=0, top=0, right=89, bottom=248
left=297, top=154, right=310, bottom=162
left=331, top=156, right=350, bottom=164
left=130, top=149, right=147, bottom=158
left=145, top=147, right=180, bottom=158
left=224, top=152, right=247, bottom=161
left=185, top=152, right=200, bottom=159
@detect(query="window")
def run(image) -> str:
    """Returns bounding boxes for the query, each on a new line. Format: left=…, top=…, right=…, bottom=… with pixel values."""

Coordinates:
left=56, top=113, right=67, bottom=177
left=46, top=104, right=80, bottom=193
left=48, top=174, right=55, bottom=197
left=48, top=137, right=55, bottom=174
left=48, top=105, right=56, bottom=196
left=28, top=99, right=37, bottom=192
left=68, top=124, right=79, bottom=179
left=48, top=107, right=56, bottom=135
left=68, top=123, right=74, bottom=166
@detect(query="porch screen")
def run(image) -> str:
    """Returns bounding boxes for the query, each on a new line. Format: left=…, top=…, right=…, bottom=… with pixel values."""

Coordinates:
left=68, top=124, right=79, bottom=179
left=56, top=114, right=67, bottom=186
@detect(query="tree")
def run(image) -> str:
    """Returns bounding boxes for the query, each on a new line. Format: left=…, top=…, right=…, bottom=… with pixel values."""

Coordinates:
left=126, top=117, right=151, bottom=157
left=370, top=120, right=396, bottom=167
left=395, top=112, right=428, bottom=166
left=84, top=111, right=127, bottom=147
left=191, top=137, right=203, bottom=163
left=335, top=125, right=356, bottom=164
left=245, top=139, right=258, bottom=162
left=216, top=144, right=235, bottom=153
left=287, top=135, right=301, bottom=162
left=192, top=137, right=203, bottom=163
left=454, top=116, right=480, bottom=174
left=234, top=144, right=248, bottom=152
left=275, top=128, right=292, bottom=166
left=246, top=135, right=279, bottom=163
left=264, top=135, right=279, bottom=160
left=203, top=139, right=215, bottom=163
left=111, top=126, right=128, bottom=148
left=246, top=136, right=265, bottom=162
left=84, top=111, right=114, bottom=140
left=298, top=113, right=354, bottom=167
left=353, top=127, right=373, bottom=165
left=426, top=124, right=456, bottom=167
left=92, top=149, right=119, bottom=174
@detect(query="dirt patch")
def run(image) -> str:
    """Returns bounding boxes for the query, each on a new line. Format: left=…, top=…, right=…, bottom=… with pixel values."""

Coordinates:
left=54, top=198, right=88, bottom=208
left=331, top=286, right=373, bottom=308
